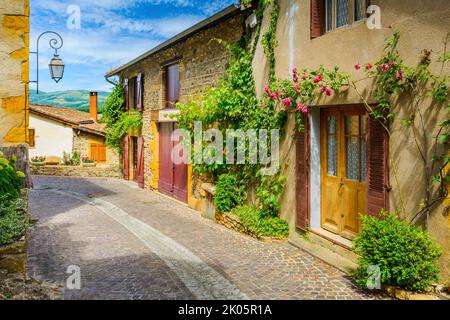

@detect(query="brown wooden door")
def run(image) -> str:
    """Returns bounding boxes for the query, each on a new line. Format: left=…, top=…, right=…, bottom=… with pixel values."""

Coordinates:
left=158, top=122, right=188, bottom=203
left=321, top=107, right=367, bottom=239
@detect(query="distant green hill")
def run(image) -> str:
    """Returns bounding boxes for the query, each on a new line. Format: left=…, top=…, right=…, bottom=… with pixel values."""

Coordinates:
left=30, top=90, right=111, bottom=113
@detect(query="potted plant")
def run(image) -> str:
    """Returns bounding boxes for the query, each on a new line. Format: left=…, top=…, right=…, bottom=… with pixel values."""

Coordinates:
left=81, top=156, right=96, bottom=167
left=30, top=156, right=46, bottom=166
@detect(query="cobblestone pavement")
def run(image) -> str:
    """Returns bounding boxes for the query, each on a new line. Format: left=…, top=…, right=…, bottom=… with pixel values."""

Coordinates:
left=28, top=176, right=379, bottom=300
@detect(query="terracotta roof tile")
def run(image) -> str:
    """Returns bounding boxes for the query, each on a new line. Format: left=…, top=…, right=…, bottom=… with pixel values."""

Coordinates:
left=30, top=104, right=105, bottom=135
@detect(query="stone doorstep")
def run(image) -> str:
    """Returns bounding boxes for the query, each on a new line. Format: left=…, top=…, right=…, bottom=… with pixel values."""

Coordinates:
left=289, top=235, right=358, bottom=275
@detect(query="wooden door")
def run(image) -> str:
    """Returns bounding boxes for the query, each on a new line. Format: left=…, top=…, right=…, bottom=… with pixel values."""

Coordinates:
left=132, top=137, right=139, bottom=182
left=321, top=108, right=367, bottom=239
left=158, top=123, right=188, bottom=203
left=172, top=124, right=188, bottom=202
left=159, top=123, right=174, bottom=196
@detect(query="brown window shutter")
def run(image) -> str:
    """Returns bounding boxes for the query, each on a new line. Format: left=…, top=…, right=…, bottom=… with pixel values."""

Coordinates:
left=296, top=115, right=310, bottom=230
left=136, top=73, right=143, bottom=111
left=124, top=78, right=129, bottom=111
left=123, top=136, right=130, bottom=180
left=310, top=0, right=325, bottom=39
left=366, top=116, right=390, bottom=217
left=137, top=137, right=145, bottom=189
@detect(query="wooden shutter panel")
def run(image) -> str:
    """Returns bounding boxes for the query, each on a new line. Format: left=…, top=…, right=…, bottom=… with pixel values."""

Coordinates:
left=124, top=78, right=129, bottom=111
left=136, top=73, right=143, bottom=111
left=123, top=136, right=130, bottom=180
left=296, top=114, right=310, bottom=230
left=137, top=137, right=145, bottom=189
left=366, top=116, right=390, bottom=216
left=310, top=0, right=325, bottom=39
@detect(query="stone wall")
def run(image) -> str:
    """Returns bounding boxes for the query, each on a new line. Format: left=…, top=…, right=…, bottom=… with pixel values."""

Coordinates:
left=73, top=131, right=119, bottom=165
left=30, top=164, right=121, bottom=178
left=0, top=238, right=27, bottom=274
left=0, top=0, right=30, bottom=146
left=121, top=12, right=245, bottom=205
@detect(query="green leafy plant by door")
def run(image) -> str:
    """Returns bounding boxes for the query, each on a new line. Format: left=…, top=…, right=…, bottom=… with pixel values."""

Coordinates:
left=353, top=210, right=442, bottom=292
left=0, top=152, right=24, bottom=199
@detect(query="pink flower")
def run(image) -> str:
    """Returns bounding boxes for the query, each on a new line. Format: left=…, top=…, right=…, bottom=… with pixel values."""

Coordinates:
left=265, top=85, right=271, bottom=95
left=296, top=102, right=304, bottom=111
left=380, top=63, right=389, bottom=71
left=302, top=75, right=308, bottom=81
left=301, top=105, right=309, bottom=113
left=292, top=68, right=299, bottom=82
left=296, top=90, right=301, bottom=95
left=281, top=97, right=292, bottom=107
left=325, top=87, right=334, bottom=96
left=365, top=63, right=373, bottom=70
left=273, top=90, right=280, bottom=100
left=292, top=83, right=301, bottom=90
left=354, top=63, right=361, bottom=70
left=313, top=74, right=323, bottom=83
left=397, top=69, right=405, bottom=81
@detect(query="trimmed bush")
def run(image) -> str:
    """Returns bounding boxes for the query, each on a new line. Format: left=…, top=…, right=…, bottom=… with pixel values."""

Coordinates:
left=230, top=205, right=289, bottom=239
left=214, top=174, right=246, bottom=213
left=353, top=210, right=442, bottom=292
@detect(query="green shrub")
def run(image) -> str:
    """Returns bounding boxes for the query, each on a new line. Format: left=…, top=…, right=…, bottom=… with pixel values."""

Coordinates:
left=214, top=174, right=246, bottom=213
left=0, top=195, right=28, bottom=245
left=353, top=210, right=442, bottom=292
left=0, top=152, right=24, bottom=199
left=230, top=205, right=289, bottom=239
left=256, top=174, right=286, bottom=217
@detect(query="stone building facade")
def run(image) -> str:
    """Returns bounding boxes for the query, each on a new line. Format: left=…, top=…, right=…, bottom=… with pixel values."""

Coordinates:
left=0, top=0, right=30, bottom=146
left=73, top=130, right=119, bottom=166
left=253, top=0, right=450, bottom=280
left=107, top=6, right=245, bottom=210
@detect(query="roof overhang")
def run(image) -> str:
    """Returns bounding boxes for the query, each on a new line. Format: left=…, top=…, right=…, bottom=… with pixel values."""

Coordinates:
left=105, top=4, right=244, bottom=77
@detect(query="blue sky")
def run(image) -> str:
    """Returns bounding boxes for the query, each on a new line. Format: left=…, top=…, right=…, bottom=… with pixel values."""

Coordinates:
left=30, top=0, right=236, bottom=93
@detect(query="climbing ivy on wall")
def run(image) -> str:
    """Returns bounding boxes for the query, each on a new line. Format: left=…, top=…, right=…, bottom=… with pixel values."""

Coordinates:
left=176, top=0, right=285, bottom=218
left=102, top=83, right=143, bottom=152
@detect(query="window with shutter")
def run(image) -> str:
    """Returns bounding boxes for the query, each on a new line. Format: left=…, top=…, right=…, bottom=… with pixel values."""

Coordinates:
left=28, top=129, right=35, bottom=148
left=366, top=116, right=390, bottom=216
left=136, top=73, right=143, bottom=111
left=124, top=78, right=129, bottom=111
left=296, top=115, right=310, bottom=230
left=311, top=0, right=325, bottom=38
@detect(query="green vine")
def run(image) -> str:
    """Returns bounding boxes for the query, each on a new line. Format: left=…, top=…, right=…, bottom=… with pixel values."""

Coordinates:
left=176, top=0, right=285, bottom=218
left=102, top=83, right=143, bottom=152
left=261, top=0, right=279, bottom=84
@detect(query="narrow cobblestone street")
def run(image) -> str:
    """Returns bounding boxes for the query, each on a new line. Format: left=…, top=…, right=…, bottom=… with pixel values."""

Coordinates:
left=27, top=176, right=377, bottom=300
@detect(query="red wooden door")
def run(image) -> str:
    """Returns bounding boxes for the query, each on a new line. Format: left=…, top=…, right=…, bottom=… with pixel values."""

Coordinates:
left=158, top=123, right=187, bottom=203
left=137, top=137, right=145, bottom=189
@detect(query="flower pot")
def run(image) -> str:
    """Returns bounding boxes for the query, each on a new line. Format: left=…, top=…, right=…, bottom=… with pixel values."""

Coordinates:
left=31, top=162, right=45, bottom=166
left=81, top=162, right=96, bottom=167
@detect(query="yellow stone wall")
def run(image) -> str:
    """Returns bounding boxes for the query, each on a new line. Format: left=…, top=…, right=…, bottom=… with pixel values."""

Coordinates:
left=0, top=0, right=30, bottom=146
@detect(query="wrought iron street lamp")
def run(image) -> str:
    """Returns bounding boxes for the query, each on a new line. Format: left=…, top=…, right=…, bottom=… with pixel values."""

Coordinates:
left=30, top=31, right=65, bottom=94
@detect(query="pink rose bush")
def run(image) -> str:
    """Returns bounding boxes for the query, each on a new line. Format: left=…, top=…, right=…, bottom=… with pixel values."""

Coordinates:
left=264, top=66, right=349, bottom=130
